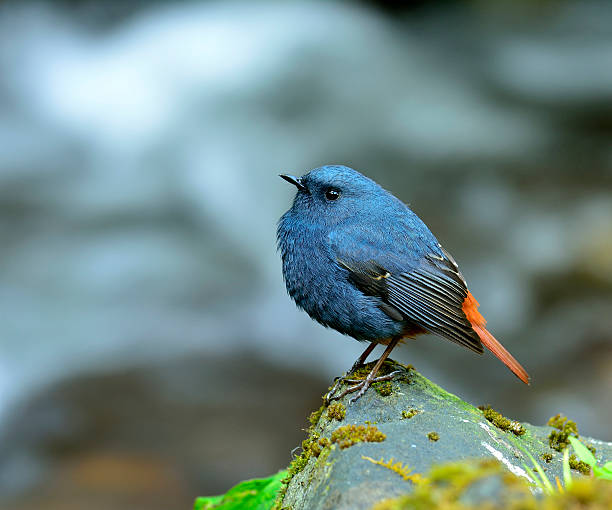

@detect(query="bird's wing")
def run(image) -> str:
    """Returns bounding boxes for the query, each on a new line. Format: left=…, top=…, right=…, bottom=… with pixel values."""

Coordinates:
left=334, top=239, right=484, bottom=354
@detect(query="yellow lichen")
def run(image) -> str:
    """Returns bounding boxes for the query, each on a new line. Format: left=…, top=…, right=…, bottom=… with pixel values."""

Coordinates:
left=401, top=409, right=420, bottom=419
left=362, top=456, right=424, bottom=484
left=330, top=424, right=386, bottom=449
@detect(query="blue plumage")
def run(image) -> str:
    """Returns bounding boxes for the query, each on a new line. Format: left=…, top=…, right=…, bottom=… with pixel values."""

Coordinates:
left=278, top=165, right=530, bottom=401
left=277, top=165, right=449, bottom=343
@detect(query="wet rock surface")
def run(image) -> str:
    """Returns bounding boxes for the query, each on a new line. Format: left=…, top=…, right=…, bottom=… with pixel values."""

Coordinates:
left=281, top=362, right=612, bottom=510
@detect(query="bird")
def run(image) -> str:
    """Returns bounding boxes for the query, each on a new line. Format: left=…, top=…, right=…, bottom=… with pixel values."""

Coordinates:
left=277, top=165, right=529, bottom=403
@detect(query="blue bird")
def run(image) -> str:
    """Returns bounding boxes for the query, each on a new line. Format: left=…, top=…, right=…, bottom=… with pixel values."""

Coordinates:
left=277, top=165, right=529, bottom=403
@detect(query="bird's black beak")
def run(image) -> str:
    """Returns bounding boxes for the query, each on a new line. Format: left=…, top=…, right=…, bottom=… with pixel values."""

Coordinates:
left=279, top=174, right=308, bottom=192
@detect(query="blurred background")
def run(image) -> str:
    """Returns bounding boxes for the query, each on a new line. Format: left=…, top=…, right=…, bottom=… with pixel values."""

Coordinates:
left=0, top=0, right=611, bottom=508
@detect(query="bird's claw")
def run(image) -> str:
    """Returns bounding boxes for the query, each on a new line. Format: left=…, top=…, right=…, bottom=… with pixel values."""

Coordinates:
left=326, top=369, right=402, bottom=404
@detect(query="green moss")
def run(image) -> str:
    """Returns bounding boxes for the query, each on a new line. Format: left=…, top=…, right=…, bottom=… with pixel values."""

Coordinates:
left=373, top=459, right=517, bottom=510
left=309, top=437, right=331, bottom=458
left=272, top=403, right=332, bottom=510
left=273, top=454, right=307, bottom=510
left=319, top=437, right=330, bottom=448
left=308, top=404, right=325, bottom=429
left=309, top=443, right=322, bottom=458
left=541, top=453, right=553, bottom=463
left=372, top=459, right=612, bottom=510
left=569, top=454, right=592, bottom=475
left=273, top=430, right=334, bottom=509
left=547, top=413, right=578, bottom=433
left=289, top=453, right=308, bottom=476
left=427, top=432, right=440, bottom=442
left=330, top=424, right=386, bottom=449
left=284, top=433, right=320, bottom=482
left=478, top=405, right=526, bottom=436
left=396, top=363, right=414, bottom=385
left=341, top=360, right=411, bottom=397
left=401, top=409, right=420, bottom=419
left=373, top=380, right=393, bottom=396
left=417, top=371, right=479, bottom=415
left=350, top=360, right=398, bottom=379
left=547, top=413, right=579, bottom=452
left=549, top=430, right=573, bottom=452
left=301, top=434, right=317, bottom=457
left=308, top=441, right=334, bottom=490
left=326, top=402, right=346, bottom=421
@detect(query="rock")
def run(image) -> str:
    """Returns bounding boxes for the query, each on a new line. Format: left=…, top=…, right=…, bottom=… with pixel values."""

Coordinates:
left=279, top=361, right=612, bottom=510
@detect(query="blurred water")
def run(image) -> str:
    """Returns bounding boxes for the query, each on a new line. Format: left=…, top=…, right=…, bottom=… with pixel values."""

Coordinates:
left=0, top=0, right=611, bottom=505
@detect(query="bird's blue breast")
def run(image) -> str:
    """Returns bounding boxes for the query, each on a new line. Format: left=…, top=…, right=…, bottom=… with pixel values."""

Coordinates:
left=277, top=172, right=446, bottom=342
left=278, top=209, right=405, bottom=341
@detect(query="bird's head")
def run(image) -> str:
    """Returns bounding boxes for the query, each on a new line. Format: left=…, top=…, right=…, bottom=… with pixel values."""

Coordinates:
left=280, top=165, right=391, bottom=227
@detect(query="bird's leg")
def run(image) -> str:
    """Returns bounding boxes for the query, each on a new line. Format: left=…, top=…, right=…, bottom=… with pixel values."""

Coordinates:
left=324, top=342, right=377, bottom=405
left=329, top=337, right=402, bottom=404
left=349, top=341, right=377, bottom=373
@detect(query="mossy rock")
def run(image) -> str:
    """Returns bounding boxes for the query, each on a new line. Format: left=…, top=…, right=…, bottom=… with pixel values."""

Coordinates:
left=373, top=458, right=612, bottom=510
left=194, top=361, right=612, bottom=510
left=278, top=361, right=612, bottom=510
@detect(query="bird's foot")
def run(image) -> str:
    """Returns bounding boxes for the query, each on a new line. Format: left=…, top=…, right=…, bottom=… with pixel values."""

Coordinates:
left=323, top=360, right=369, bottom=404
left=324, top=343, right=380, bottom=405
left=324, top=374, right=349, bottom=405
left=326, top=370, right=402, bottom=404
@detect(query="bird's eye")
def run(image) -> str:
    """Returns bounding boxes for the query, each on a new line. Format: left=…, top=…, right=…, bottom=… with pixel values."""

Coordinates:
left=325, top=188, right=341, bottom=201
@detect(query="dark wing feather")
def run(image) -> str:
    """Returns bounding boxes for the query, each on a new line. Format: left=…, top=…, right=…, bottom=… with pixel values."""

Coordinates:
left=338, top=248, right=483, bottom=354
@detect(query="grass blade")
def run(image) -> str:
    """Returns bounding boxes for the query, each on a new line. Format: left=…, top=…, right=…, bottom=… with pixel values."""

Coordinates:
left=516, top=443, right=554, bottom=494
left=568, top=437, right=596, bottom=467
left=562, top=447, right=572, bottom=489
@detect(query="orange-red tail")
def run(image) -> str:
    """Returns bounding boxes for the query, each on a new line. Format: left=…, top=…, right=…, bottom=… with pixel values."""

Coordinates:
left=462, top=291, right=530, bottom=385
